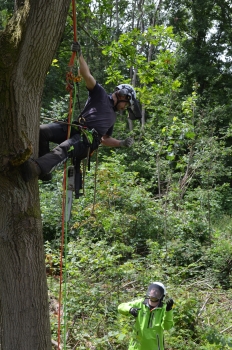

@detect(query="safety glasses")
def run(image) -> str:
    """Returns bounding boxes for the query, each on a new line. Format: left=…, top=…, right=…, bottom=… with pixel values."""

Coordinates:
left=149, top=297, right=160, bottom=302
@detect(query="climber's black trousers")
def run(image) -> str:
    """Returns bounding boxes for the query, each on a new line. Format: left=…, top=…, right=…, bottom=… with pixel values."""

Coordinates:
left=37, top=122, right=95, bottom=175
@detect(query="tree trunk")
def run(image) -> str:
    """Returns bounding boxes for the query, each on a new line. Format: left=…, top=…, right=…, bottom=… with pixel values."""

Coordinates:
left=0, top=0, right=70, bottom=349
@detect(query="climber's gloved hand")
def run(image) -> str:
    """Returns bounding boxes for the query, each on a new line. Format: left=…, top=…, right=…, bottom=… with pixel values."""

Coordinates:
left=120, top=137, right=134, bottom=148
left=71, top=41, right=82, bottom=57
left=166, top=299, right=174, bottom=311
left=129, top=307, right=141, bottom=318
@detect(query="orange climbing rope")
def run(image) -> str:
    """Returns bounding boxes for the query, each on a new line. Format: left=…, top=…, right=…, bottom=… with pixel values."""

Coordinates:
left=57, top=0, right=79, bottom=348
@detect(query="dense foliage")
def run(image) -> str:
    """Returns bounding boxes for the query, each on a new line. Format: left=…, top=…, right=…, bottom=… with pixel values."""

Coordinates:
left=41, top=156, right=232, bottom=349
left=2, top=0, right=231, bottom=348
left=39, top=0, right=232, bottom=347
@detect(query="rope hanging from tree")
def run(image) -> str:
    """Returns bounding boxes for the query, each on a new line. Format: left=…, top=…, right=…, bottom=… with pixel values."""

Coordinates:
left=58, top=0, right=80, bottom=348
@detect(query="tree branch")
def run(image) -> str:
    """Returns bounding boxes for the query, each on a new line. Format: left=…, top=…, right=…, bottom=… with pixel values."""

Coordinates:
left=76, top=24, right=103, bottom=46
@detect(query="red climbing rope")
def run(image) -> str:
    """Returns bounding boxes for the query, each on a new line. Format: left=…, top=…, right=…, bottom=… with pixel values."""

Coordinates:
left=58, top=0, right=78, bottom=348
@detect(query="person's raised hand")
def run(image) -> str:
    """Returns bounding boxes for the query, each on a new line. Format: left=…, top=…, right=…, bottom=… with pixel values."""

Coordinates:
left=71, top=41, right=82, bottom=57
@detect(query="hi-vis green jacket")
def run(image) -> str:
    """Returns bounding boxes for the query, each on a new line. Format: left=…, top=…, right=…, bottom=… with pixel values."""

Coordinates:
left=118, top=298, right=174, bottom=350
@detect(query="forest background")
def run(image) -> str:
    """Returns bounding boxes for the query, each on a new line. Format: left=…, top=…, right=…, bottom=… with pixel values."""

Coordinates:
left=1, top=0, right=232, bottom=349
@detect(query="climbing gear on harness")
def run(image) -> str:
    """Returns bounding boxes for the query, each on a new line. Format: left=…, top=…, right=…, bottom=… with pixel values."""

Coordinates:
left=78, top=115, right=86, bottom=125
left=66, top=129, right=98, bottom=213
left=41, top=117, right=99, bottom=146
left=66, top=71, right=82, bottom=93
left=80, top=128, right=94, bottom=145
left=41, top=117, right=100, bottom=159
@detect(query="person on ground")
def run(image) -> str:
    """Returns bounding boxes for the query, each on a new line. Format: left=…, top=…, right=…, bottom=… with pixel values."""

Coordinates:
left=118, top=282, right=174, bottom=350
left=21, top=41, right=141, bottom=182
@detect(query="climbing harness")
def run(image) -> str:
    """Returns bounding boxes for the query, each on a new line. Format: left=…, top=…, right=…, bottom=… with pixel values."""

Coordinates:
left=41, top=116, right=98, bottom=206
left=64, top=124, right=98, bottom=222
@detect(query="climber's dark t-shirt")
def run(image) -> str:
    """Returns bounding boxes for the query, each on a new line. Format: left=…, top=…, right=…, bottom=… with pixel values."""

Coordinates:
left=80, top=82, right=116, bottom=137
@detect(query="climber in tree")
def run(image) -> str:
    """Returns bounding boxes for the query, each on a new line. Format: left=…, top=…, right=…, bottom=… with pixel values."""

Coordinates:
left=118, top=282, right=174, bottom=350
left=21, top=41, right=141, bottom=182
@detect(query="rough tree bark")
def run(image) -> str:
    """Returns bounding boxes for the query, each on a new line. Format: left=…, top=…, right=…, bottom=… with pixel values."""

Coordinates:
left=0, top=0, right=70, bottom=349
